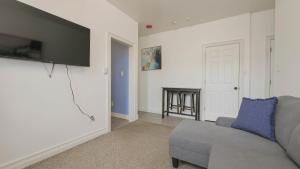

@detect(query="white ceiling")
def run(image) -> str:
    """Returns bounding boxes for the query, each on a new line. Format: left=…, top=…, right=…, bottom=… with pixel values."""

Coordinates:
left=107, top=0, right=275, bottom=36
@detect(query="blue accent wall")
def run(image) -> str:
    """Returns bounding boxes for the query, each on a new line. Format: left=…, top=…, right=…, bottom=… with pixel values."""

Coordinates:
left=111, top=40, right=129, bottom=115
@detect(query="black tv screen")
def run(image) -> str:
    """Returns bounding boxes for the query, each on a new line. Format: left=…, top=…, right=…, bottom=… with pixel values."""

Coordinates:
left=0, top=0, right=90, bottom=67
left=0, top=33, right=42, bottom=61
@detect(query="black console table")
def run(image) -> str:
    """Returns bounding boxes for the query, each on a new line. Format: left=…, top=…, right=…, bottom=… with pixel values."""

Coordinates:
left=162, top=87, right=201, bottom=121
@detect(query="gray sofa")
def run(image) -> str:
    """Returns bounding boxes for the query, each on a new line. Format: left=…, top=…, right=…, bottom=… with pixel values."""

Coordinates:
left=169, top=96, right=300, bottom=169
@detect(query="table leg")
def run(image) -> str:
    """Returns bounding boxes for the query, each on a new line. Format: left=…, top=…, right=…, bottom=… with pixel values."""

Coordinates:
left=177, top=93, right=180, bottom=114
left=162, top=89, right=165, bottom=119
left=198, top=92, right=201, bottom=121
left=195, top=93, right=197, bottom=120
left=191, top=94, right=194, bottom=116
left=196, top=92, right=200, bottom=121
left=167, top=91, right=170, bottom=116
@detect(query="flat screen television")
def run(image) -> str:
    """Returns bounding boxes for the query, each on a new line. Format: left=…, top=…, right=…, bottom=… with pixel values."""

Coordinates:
left=0, top=0, right=90, bottom=67
left=0, top=33, right=42, bottom=61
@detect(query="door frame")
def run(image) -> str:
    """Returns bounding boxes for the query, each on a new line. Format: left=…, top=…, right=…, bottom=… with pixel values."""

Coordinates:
left=202, top=40, right=245, bottom=121
left=265, top=35, right=275, bottom=97
left=107, top=33, right=138, bottom=132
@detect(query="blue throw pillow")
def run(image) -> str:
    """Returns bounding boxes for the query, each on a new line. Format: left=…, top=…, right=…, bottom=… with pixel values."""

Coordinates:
left=231, top=97, right=278, bottom=141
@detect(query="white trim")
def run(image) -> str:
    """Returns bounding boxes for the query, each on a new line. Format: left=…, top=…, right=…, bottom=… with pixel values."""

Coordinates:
left=106, top=33, right=138, bottom=133
left=265, top=35, right=275, bottom=97
left=111, top=112, right=129, bottom=120
left=168, top=113, right=194, bottom=119
left=202, top=39, right=246, bottom=121
left=0, top=129, right=108, bottom=169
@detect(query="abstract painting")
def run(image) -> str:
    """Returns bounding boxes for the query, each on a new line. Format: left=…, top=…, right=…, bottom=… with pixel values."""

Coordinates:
left=141, top=46, right=162, bottom=71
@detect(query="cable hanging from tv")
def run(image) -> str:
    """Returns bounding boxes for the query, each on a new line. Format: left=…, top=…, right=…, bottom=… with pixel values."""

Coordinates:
left=65, top=65, right=95, bottom=122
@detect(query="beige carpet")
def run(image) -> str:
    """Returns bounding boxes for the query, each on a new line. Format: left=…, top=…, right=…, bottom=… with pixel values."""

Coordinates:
left=111, top=117, right=129, bottom=131
left=25, top=121, right=202, bottom=169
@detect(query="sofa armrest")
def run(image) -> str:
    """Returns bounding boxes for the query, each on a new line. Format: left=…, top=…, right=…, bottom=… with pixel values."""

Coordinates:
left=215, top=117, right=236, bottom=128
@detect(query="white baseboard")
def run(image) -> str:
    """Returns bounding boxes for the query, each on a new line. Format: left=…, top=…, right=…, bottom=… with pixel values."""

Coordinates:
left=169, top=113, right=195, bottom=119
left=111, top=112, right=129, bottom=120
left=0, top=128, right=108, bottom=169
left=140, top=110, right=195, bottom=120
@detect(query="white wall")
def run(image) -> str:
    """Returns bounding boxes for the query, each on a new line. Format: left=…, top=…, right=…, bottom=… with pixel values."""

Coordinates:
left=274, top=0, right=300, bottom=96
left=139, top=10, right=274, bottom=115
left=250, top=10, right=275, bottom=98
left=0, top=0, right=138, bottom=168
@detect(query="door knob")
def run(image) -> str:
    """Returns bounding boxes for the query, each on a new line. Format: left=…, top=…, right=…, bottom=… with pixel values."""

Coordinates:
left=234, top=87, right=239, bottom=90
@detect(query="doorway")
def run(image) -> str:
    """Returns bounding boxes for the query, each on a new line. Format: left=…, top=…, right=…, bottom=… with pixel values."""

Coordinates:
left=266, top=36, right=275, bottom=97
left=111, top=39, right=129, bottom=130
left=107, top=33, right=137, bottom=132
left=203, top=41, right=241, bottom=121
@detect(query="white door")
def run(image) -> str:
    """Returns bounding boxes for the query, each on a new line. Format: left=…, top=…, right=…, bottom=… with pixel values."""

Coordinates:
left=204, top=43, right=240, bottom=121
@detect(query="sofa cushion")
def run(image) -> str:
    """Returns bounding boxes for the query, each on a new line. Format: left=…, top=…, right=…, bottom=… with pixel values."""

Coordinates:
left=208, top=145, right=298, bottom=169
left=169, top=120, right=286, bottom=168
left=287, top=124, right=300, bottom=167
left=275, top=96, right=300, bottom=149
left=231, top=97, right=278, bottom=141
left=216, top=117, right=236, bottom=128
